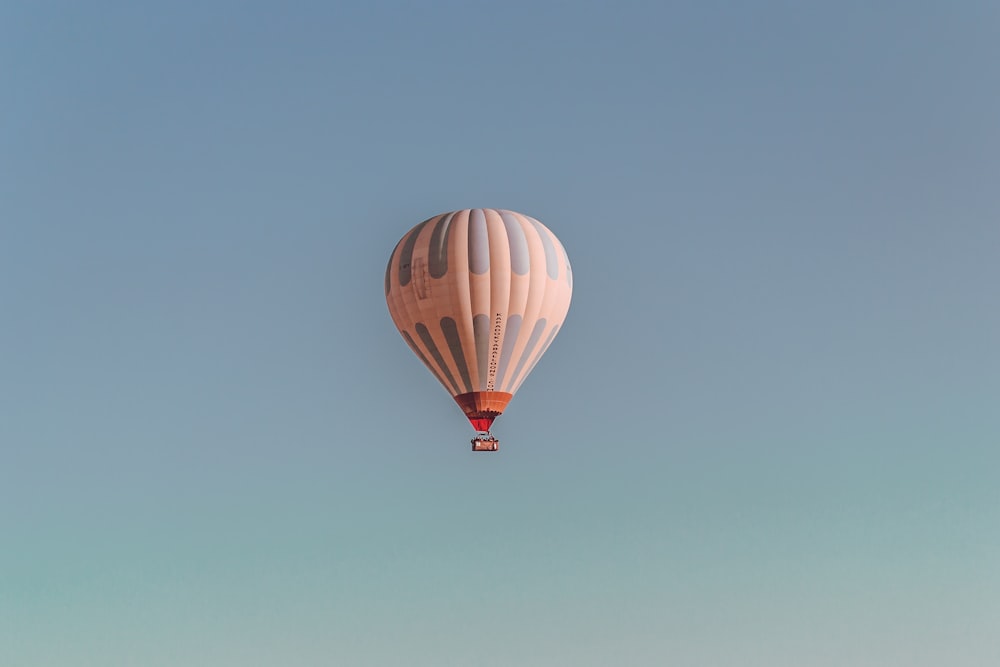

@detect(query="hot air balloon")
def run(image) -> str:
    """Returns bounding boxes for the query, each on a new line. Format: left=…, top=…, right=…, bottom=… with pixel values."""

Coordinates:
left=385, top=209, right=572, bottom=451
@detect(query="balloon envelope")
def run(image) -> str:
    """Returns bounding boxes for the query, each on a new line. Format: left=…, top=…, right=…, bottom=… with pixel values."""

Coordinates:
left=385, top=209, right=572, bottom=432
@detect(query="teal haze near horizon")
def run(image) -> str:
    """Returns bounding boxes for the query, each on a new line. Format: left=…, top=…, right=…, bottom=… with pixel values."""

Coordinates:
left=2, top=2, right=999, bottom=665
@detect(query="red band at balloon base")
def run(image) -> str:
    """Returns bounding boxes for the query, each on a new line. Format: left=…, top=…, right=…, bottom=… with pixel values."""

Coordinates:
left=453, top=391, right=513, bottom=432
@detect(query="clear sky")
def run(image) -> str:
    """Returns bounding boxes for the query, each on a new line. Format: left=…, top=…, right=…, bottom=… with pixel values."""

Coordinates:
left=3, top=1, right=999, bottom=665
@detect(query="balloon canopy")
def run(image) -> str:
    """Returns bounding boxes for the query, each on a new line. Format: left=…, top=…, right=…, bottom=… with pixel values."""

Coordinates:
left=385, top=209, right=572, bottom=440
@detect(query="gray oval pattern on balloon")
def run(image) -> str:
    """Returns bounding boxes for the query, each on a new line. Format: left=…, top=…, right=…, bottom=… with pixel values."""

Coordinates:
left=468, top=209, right=490, bottom=275
left=526, top=217, right=558, bottom=280
left=428, top=212, right=456, bottom=279
left=560, top=240, right=573, bottom=289
left=440, top=316, right=472, bottom=393
left=500, top=210, right=530, bottom=275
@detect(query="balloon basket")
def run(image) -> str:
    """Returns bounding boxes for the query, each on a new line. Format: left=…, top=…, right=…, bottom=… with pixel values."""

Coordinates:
left=471, top=434, right=499, bottom=452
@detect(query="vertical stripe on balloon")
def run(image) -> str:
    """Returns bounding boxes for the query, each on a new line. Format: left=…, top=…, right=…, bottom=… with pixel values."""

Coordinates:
left=398, top=217, right=434, bottom=286
left=440, top=316, right=472, bottom=393
left=428, top=212, right=456, bottom=279
left=527, top=217, right=559, bottom=280
left=473, top=313, right=490, bottom=390
left=505, top=318, right=547, bottom=392
left=468, top=209, right=490, bottom=274
left=415, top=322, right=460, bottom=394
left=514, top=324, right=560, bottom=393
left=560, top=240, right=573, bottom=289
left=494, top=313, right=522, bottom=391
left=500, top=210, right=530, bottom=275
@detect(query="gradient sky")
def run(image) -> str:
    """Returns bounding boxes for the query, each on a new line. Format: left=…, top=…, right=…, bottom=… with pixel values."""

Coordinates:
left=3, top=2, right=999, bottom=665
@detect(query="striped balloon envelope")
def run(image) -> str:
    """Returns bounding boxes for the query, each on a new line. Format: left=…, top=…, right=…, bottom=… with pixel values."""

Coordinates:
left=385, top=209, right=572, bottom=447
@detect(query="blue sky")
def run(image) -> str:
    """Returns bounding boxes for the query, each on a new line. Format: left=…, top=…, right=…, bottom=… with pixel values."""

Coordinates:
left=3, top=2, right=999, bottom=665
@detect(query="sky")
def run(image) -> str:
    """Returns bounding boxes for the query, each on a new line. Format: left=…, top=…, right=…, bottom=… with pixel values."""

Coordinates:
left=2, top=1, right=999, bottom=665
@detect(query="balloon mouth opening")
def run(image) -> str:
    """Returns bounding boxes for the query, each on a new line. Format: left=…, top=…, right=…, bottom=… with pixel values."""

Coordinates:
left=453, top=391, right=513, bottom=432
left=469, top=414, right=499, bottom=432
